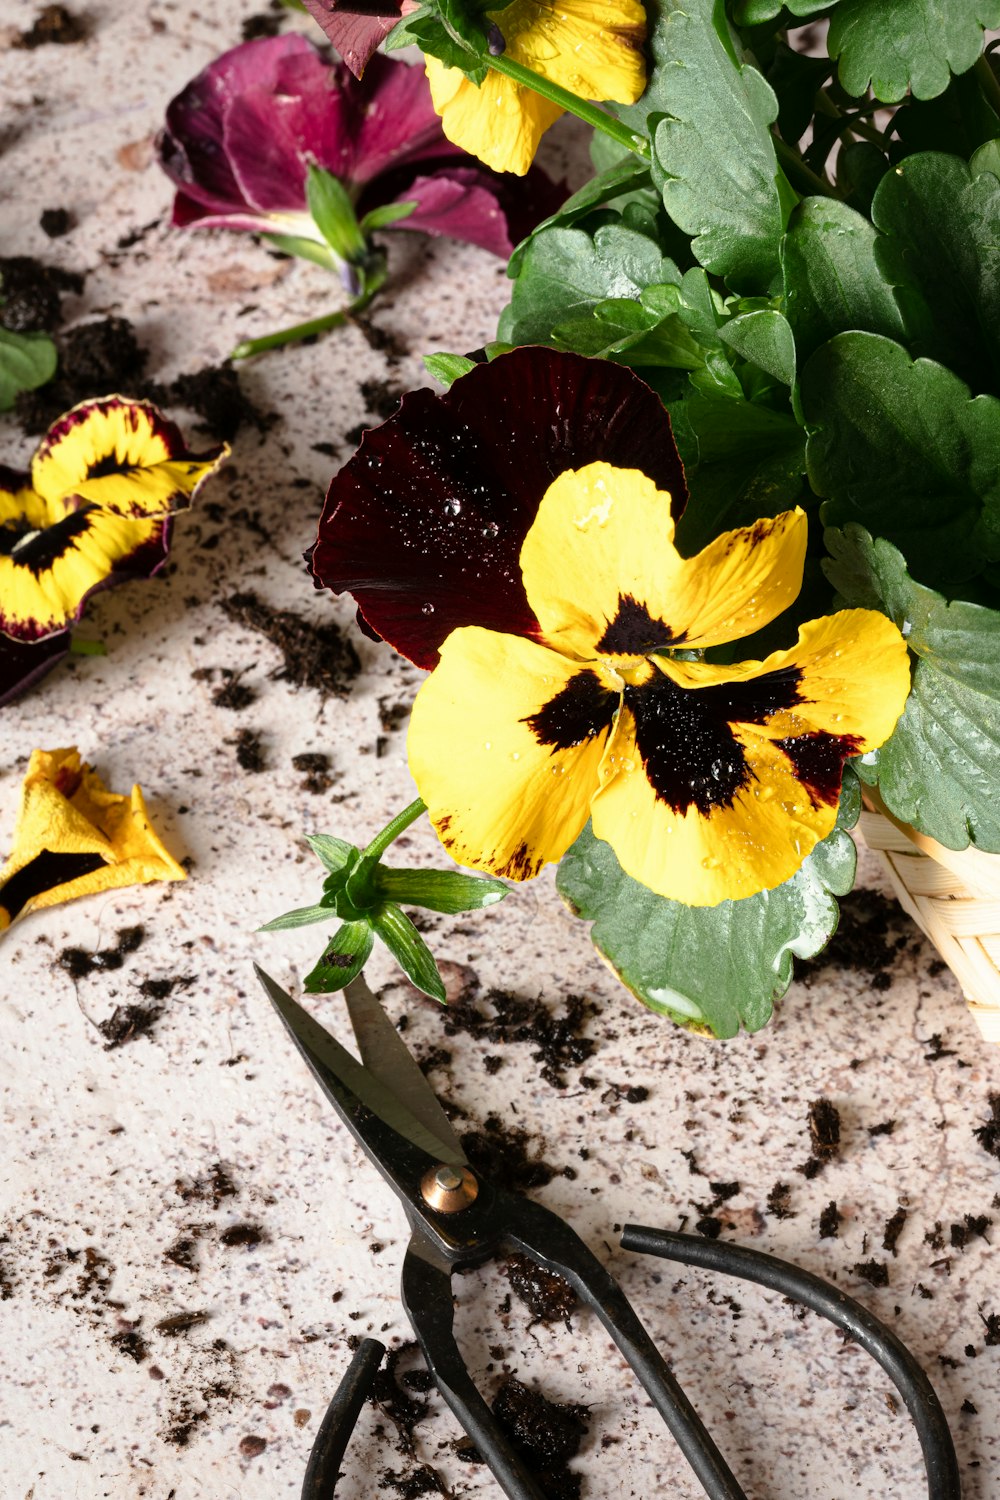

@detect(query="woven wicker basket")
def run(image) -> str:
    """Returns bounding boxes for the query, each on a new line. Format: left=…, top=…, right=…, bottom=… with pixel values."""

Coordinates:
left=857, top=789, right=1000, bottom=1044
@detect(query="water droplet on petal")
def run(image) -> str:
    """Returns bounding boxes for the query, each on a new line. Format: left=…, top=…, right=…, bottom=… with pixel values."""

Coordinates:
left=421, top=602, right=435, bottom=615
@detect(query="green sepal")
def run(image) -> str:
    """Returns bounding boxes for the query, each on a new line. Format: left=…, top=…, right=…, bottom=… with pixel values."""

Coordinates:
left=0, top=327, right=57, bottom=411
left=825, top=523, right=1000, bottom=852
left=359, top=201, right=418, bottom=235
left=303, top=920, right=375, bottom=994
left=423, top=352, right=477, bottom=389
left=376, top=866, right=508, bottom=914
left=261, top=232, right=339, bottom=270
left=306, top=164, right=367, bottom=263
left=555, top=779, right=860, bottom=1039
left=306, top=834, right=359, bottom=874
left=371, top=903, right=447, bottom=1003
left=257, top=902, right=335, bottom=932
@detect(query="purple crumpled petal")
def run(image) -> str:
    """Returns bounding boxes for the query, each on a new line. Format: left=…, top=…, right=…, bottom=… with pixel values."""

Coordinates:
left=368, top=163, right=566, bottom=258
left=300, top=0, right=405, bottom=78
left=158, top=33, right=318, bottom=220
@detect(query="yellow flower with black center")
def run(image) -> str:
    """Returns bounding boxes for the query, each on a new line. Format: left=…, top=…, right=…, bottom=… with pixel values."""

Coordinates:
left=0, top=748, right=186, bottom=932
left=407, top=462, right=911, bottom=905
left=425, top=0, right=648, bottom=175
left=0, top=397, right=227, bottom=702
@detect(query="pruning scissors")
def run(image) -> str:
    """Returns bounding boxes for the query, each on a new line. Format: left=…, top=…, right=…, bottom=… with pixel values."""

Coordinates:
left=254, top=966, right=960, bottom=1500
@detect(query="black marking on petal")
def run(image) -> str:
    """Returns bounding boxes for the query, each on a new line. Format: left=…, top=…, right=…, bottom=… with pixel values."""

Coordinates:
left=776, top=731, right=863, bottom=808
left=0, top=851, right=106, bottom=923
left=497, top=842, right=542, bottom=880
left=524, top=670, right=617, bottom=751
left=86, top=452, right=138, bottom=481
left=596, top=594, right=682, bottom=656
left=0, top=507, right=95, bottom=577
left=625, top=666, right=804, bottom=816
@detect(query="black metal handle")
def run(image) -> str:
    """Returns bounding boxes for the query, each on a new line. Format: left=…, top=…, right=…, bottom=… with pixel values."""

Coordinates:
left=622, top=1224, right=961, bottom=1500
left=301, top=1337, right=386, bottom=1500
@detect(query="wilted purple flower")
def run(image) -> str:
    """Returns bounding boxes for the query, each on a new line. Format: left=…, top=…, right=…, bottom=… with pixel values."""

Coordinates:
left=300, top=0, right=412, bottom=79
left=157, top=35, right=561, bottom=265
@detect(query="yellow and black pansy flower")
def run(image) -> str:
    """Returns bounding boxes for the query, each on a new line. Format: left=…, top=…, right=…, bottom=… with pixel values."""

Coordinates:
left=0, top=747, right=186, bottom=932
left=1, top=396, right=227, bottom=702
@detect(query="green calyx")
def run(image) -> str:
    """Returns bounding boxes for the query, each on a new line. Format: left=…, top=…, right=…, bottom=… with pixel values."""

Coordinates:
left=259, top=798, right=508, bottom=1001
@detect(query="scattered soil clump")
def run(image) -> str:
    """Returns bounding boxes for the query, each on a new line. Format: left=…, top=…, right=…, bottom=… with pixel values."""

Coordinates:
left=974, top=1094, right=1000, bottom=1162
left=819, top=1201, right=840, bottom=1239
left=221, top=592, right=361, bottom=698
left=443, top=985, right=596, bottom=1089
left=798, top=889, right=914, bottom=989
left=15, top=316, right=146, bottom=432
left=40, top=208, right=73, bottom=238
left=97, top=1002, right=163, bottom=1049
left=146, top=364, right=273, bottom=442
left=460, top=1115, right=569, bottom=1196
left=0, top=255, right=83, bottom=333
left=15, top=5, right=87, bottom=47
left=505, top=1253, right=576, bottom=1327
left=230, top=728, right=266, bottom=772
left=493, top=1375, right=589, bottom=1500
left=57, top=925, right=145, bottom=980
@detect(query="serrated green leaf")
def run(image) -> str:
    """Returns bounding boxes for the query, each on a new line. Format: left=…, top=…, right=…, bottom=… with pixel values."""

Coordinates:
left=801, top=332, right=1000, bottom=587
left=871, top=151, right=1000, bottom=394
left=555, top=785, right=859, bottom=1038
left=303, top=920, right=374, bottom=993
left=376, top=866, right=508, bottom=914
left=825, top=524, right=1000, bottom=850
left=305, top=833, right=359, bottom=874
left=780, top=197, right=906, bottom=364
left=971, top=137, right=1000, bottom=178
left=372, top=903, right=446, bottom=1002
left=305, top=164, right=366, bottom=262
left=643, top=0, right=790, bottom=290
left=423, top=352, right=477, bottom=388
left=257, top=902, right=334, bottom=932
left=0, top=327, right=57, bottom=411
left=827, top=0, right=1000, bottom=103
left=718, top=308, right=796, bottom=384
left=497, top=221, right=678, bottom=347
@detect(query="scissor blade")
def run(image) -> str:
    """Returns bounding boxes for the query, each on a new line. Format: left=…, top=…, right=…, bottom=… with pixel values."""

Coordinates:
left=344, top=975, right=467, bottom=1166
left=254, top=965, right=464, bottom=1166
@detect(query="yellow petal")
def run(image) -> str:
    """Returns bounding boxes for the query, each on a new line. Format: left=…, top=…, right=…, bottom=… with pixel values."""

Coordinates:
left=0, top=496, right=165, bottom=641
left=32, top=396, right=228, bottom=517
left=425, top=56, right=562, bottom=176
left=0, top=748, right=186, bottom=931
left=521, top=464, right=805, bottom=662
left=590, top=609, right=910, bottom=904
left=408, top=626, right=617, bottom=879
left=499, top=0, right=647, bottom=104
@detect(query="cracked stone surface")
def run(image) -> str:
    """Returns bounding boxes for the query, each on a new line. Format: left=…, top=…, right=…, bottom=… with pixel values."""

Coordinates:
left=2, top=3, right=1000, bottom=1497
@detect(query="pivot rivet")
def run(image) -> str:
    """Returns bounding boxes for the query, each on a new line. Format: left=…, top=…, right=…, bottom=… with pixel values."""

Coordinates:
left=420, top=1163, right=479, bottom=1214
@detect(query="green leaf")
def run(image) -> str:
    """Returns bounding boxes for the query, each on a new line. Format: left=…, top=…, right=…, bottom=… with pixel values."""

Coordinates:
left=372, top=903, right=446, bottom=1002
left=303, top=920, right=374, bottom=993
left=780, top=197, right=907, bottom=365
left=507, top=158, right=654, bottom=277
left=376, top=866, right=508, bottom=914
left=306, top=164, right=366, bottom=262
left=257, top=902, right=334, bottom=932
left=497, top=221, right=678, bottom=347
left=718, top=308, right=796, bottom=384
left=825, top=524, right=1000, bottom=850
left=359, top=201, right=418, bottom=234
left=827, top=0, right=1000, bottom=103
left=555, top=784, right=860, bottom=1039
left=971, top=137, right=1000, bottom=178
left=833, top=141, right=892, bottom=218
left=890, top=67, right=1000, bottom=159
left=766, top=41, right=833, bottom=145
left=423, top=352, right=477, bottom=389
left=397, top=13, right=489, bottom=81
left=0, top=327, right=57, bottom=411
left=672, top=394, right=807, bottom=552
left=800, top=332, right=1000, bottom=587
left=261, top=232, right=339, bottom=270
left=871, top=151, right=1000, bottom=394
left=305, top=833, right=359, bottom=874
left=643, top=0, right=791, bottom=291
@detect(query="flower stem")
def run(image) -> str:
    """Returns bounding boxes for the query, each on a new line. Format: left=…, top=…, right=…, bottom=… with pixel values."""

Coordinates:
left=485, top=53, right=651, bottom=160
left=230, top=288, right=376, bottom=361
left=363, top=798, right=427, bottom=863
left=771, top=132, right=837, bottom=198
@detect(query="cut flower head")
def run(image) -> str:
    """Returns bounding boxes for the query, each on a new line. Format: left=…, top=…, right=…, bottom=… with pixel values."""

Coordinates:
left=0, top=396, right=227, bottom=704
left=310, top=348, right=910, bottom=906
left=157, top=34, right=561, bottom=265
left=0, top=748, right=186, bottom=932
left=424, top=0, right=648, bottom=175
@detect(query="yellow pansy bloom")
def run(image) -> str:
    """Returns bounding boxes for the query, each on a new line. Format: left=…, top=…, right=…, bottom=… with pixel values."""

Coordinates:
left=0, top=748, right=186, bottom=931
left=408, top=462, right=911, bottom=906
left=425, top=0, right=648, bottom=174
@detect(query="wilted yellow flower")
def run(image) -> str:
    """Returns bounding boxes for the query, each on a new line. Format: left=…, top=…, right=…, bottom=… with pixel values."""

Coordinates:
left=0, top=748, right=186, bottom=931
left=425, top=0, right=647, bottom=175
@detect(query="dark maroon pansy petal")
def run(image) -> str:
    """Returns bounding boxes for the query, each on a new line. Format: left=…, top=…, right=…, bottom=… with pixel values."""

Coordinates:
left=301, top=0, right=403, bottom=78
left=0, top=630, right=70, bottom=709
left=159, top=34, right=317, bottom=215
left=308, top=348, right=689, bottom=669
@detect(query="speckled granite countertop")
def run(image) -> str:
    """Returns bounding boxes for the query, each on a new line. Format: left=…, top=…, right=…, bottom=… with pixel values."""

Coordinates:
left=2, top=5, right=1000, bottom=1497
